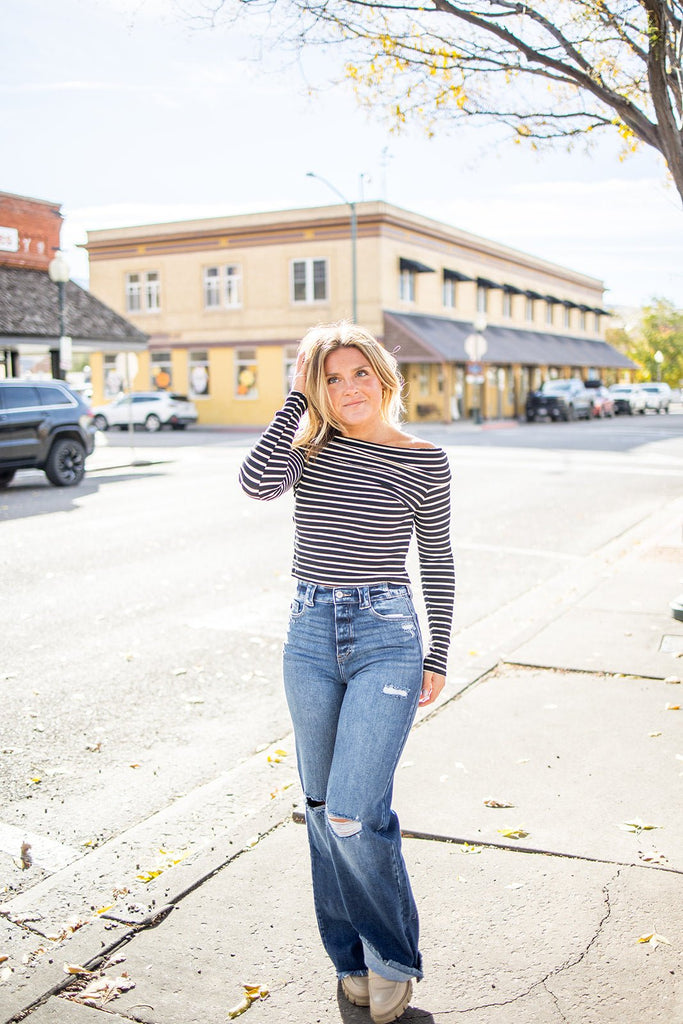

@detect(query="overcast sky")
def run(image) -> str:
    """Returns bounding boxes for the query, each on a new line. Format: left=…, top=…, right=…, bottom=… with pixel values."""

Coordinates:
left=4, top=0, right=683, bottom=309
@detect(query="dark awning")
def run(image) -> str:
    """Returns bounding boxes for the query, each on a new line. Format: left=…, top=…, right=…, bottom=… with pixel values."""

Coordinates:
left=524, top=289, right=545, bottom=300
left=503, top=284, right=524, bottom=294
left=382, top=311, right=636, bottom=370
left=0, top=266, right=148, bottom=351
left=544, top=295, right=563, bottom=304
left=399, top=257, right=435, bottom=274
left=443, top=268, right=473, bottom=282
left=477, top=277, right=504, bottom=289
left=593, top=307, right=612, bottom=316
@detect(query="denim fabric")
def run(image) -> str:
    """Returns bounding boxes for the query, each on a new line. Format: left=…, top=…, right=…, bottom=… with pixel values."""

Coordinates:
left=282, top=581, right=424, bottom=981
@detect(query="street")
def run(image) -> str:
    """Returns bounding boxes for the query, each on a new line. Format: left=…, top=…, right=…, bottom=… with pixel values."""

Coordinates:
left=1, top=411, right=683, bottom=1022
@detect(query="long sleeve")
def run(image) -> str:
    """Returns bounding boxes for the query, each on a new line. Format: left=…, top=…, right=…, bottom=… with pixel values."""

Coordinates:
left=414, top=469, right=455, bottom=676
left=238, top=391, right=308, bottom=501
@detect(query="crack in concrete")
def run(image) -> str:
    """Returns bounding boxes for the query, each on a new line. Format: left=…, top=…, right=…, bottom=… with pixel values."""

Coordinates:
left=424, top=870, right=618, bottom=1018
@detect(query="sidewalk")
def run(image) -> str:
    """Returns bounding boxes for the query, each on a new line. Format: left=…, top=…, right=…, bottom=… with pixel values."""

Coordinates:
left=2, top=502, right=682, bottom=1024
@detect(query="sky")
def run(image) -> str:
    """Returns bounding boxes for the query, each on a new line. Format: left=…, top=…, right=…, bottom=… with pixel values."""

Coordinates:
left=3, top=0, right=683, bottom=310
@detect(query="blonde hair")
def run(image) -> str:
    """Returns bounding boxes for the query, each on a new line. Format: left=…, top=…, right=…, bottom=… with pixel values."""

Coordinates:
left=294, top=321, right=405, bottom=451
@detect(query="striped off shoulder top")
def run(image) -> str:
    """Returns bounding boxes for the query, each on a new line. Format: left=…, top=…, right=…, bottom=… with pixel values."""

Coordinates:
left=239, top=391, right=455, bottom=675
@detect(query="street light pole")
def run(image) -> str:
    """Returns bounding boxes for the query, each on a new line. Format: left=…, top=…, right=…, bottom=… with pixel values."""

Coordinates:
left=654, top=349, right=664, bottom=382
left=48, top=252, right=70, bottom=380
left=306, top=172, right=357, bottom=322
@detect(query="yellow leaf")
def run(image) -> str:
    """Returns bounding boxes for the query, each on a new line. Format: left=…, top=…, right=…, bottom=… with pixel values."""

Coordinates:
left=665, top=703, right=680, bottom=711
left=619, top=820, right=661, bottom=833
left=497, top=828, right=529, bottom=839
left=459, top=843, right=482, bottom=854
left=96, top=905, right=113, bottom=915
left=228, top=984, right=269, bottom=1018
left=63, top=963, right=97, bottom=976
left=484, top=799, right=514, bottom=808
left=637, top=932, right=671, bottom=948
left=648, top=731, right=662, bottom=737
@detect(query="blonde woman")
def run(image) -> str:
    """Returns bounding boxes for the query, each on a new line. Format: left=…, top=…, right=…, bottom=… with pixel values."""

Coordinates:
left=239, top=322, right=455, bottom=1024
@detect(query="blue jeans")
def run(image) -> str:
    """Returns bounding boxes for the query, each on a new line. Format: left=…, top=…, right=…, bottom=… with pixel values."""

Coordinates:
left=282, top=581, right=424, bottom=982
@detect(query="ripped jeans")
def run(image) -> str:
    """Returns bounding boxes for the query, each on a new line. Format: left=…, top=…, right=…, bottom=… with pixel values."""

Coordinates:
left=282, top=581, right=424, bottom=982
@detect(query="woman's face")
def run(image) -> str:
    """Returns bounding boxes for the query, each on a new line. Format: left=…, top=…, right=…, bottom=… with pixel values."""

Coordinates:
left=323, top=346, right=384, bottom=435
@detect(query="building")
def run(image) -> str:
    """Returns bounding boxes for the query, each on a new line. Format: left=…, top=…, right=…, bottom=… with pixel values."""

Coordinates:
left=84, top=201, right=634, bottom=422
left=0, top=191, right=147, bottom=382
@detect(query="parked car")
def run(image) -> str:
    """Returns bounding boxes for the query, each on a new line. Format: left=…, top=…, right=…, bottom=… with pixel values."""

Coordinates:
left=92, top=392, right=198, bottom=432
left=589, top=385, right=615, bottom=418
left=639, top=382, right=672, bottom=413
left=0, top=379, right=96, bottom=488
left=608, top=383, right=647, bottom=415
left=525, top=379, right=592, bottom=422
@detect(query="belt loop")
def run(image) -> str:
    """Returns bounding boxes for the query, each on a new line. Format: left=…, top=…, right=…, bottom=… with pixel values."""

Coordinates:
left=358, top=586, right=370, bottom=609
left=406, top=583, right=413, bottom=598
left=305, top=583, right=317, bottom=607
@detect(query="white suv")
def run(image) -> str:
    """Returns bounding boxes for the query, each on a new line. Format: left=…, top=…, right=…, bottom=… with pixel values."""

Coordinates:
left=639, top=382, right=672, bottom=413
left=92, top=392, right=198, bottom=432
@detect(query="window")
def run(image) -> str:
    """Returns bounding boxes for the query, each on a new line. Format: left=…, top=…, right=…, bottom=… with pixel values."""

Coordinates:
left=442, top=276, right=456, bottom=309
left=235, top=348, right=258, bottom=399
left=594, top=312, right=601, bottom=333
left=291, top=259, right=327, bottom=303
left=563, top=305, right=571, bottom=329
left=502, top=290, right=512, bottom=318
left=525, top=296, right=534, bottom=322
left=126, top=271, right=160, bottom=313
left=476, top=284, right=488, bottom=314
left=399, top=268, right=416, bottom=303
left=204, top=265, right=242, bottom=309
left=580, top=310, right=586, bottom=331
left=125, top=273, right=141, bottom=313
left=104, top=354, right=121, bottom=396
left=2, top=386, right=41, bottom=410
left=283, top=344, right=298, bottom=395
left=546, top=301, right=554, bottom=325
left=418, top=364, right=430, bottom=396
left=151, top=351, right=172, bottom=390
left=204, top=267, right=221, bottom=308
left=189, top=350, right=210, bottom=398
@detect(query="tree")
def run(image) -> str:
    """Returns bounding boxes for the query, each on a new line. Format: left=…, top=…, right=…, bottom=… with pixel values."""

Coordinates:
left=607, top=298, right=683, bottom=383
left=208, top=0, right=683, bottom=203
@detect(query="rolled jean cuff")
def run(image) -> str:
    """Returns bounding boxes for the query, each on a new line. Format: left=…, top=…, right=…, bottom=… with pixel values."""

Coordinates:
left=362, top=941, right=423, bottom=982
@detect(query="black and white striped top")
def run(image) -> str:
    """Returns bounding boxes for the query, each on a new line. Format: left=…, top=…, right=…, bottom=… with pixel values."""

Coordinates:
left=239, top=391, right=455, bottom=675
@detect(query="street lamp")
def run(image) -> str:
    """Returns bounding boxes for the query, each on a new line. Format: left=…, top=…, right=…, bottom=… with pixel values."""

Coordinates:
left=654, top=349, right=664, bottom=382
left=48, top=251, right=71, bottom=380
left=306, top=171, right=357, bottom=322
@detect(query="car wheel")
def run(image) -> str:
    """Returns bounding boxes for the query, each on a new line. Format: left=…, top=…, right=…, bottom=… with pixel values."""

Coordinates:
left=526, top=414, right=535, bottom=422
left=0, top=469, right=16, bottom=488
left=639, top=408, right=646, bottom=414
left=93, top=414, right=108, bottom=431
left=144, top=414, right=162, bottom=432
left=171, top=423, right=187, bottom=430
left=44, top=438, right=86, bottom=487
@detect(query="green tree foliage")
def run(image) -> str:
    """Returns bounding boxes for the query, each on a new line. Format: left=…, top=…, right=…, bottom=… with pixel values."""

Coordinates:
left=212, top=0, right=683, bottom=202
left=608, top=298, right=683, bottom=384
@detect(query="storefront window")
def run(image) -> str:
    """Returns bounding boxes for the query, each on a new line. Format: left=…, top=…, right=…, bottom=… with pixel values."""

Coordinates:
left=235, top=348, right=258, bottom=399
left=151, top=351, right=172, bottom=390
left=189, top=350, right=210, bottom=397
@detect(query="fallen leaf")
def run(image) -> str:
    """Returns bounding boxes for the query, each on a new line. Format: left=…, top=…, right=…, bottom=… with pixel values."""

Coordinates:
left=459, top=843, right=482, bottom=854
left=29, top=777, right=41, bottom=785
left=20, top=842, right=32, bottom=870
left=648, top=731, right=662, bottom=738
left=637, top=932, right=671, bottom=949
left=136, top=848, right=189, bottom=884
left=505, top=883, right=525, bottom=890
left=665, top=703, right=680, bottom=711
left=664, top=676, right=681, bottom=685
left=619, top=819, right=661, bottom=834
left=0, top=956, right=8, bottom=965
left=497, top=828, right=529, bottom=840
left=228, top=983, right=270, bottom=1018
left=129, top=763, right=141, bottom=769
left=173, top=668, right=187, bottom=676
left=73, top=972, right=135, bottom=1006
left=63, top=963, right=97, bottom=976
left=484, top=799, right=514, bottom=809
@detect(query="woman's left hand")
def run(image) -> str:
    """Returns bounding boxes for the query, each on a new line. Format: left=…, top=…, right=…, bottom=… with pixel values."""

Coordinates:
left=419, top=671, right=446, bottom=706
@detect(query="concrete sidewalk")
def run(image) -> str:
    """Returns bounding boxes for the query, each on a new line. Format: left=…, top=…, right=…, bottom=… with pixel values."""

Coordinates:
left=2, top=502, right=682, bottom=1024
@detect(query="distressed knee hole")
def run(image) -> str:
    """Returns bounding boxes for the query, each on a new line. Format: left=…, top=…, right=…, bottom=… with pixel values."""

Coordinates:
left=328, top=812, right=362, bottom=838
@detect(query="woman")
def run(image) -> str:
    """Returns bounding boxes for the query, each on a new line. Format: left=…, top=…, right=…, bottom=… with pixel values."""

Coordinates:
left=239, top=322, right=455, bottom=1024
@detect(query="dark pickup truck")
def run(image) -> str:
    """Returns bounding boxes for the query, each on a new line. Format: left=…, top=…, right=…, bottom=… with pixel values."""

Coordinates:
left=525, top=379, right=593, bottom=422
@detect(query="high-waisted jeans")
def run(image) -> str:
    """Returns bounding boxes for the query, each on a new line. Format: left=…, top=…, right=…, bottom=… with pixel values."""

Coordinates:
left=282, top=581, right=424, bottom=982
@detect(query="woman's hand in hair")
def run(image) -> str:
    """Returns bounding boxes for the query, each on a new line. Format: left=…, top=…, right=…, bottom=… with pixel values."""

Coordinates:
left=419, top=670, right=445, bottom=706
left=291, top=349, right=308, bottom=394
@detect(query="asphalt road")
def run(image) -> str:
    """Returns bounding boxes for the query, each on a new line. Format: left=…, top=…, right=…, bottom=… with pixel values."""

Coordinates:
left=2, top=410, right=682, bottom=907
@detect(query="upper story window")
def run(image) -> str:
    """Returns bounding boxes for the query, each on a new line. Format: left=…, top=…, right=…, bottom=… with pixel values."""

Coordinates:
left=563, top=304, right=571, bottom=329
left=126, top=271, right=160, bottom=314
left=579, top=309, right=586, bottom=331
left=399, top=267, right=416, bottom=303
left=476, top=284, right=488, bottom=314
left=525, top=296, right=534, bottom=322
left=546, top=300, right=554, bottom=325
left=502, top=290, right=512, bottom=318
left=594, top=312, right=601, bottom=333
left=204, top=264, right=242, bottom=309
left=292, top=258, right=327, bottom=303
left=442, top=275, right=456, bottom=309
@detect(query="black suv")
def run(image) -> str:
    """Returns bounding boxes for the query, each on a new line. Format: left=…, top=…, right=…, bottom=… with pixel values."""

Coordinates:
left=0, top=379, right=96, bottom=488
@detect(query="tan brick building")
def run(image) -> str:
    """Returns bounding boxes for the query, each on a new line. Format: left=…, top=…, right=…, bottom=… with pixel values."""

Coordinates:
left=85, top=201, right=633, bottom=423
